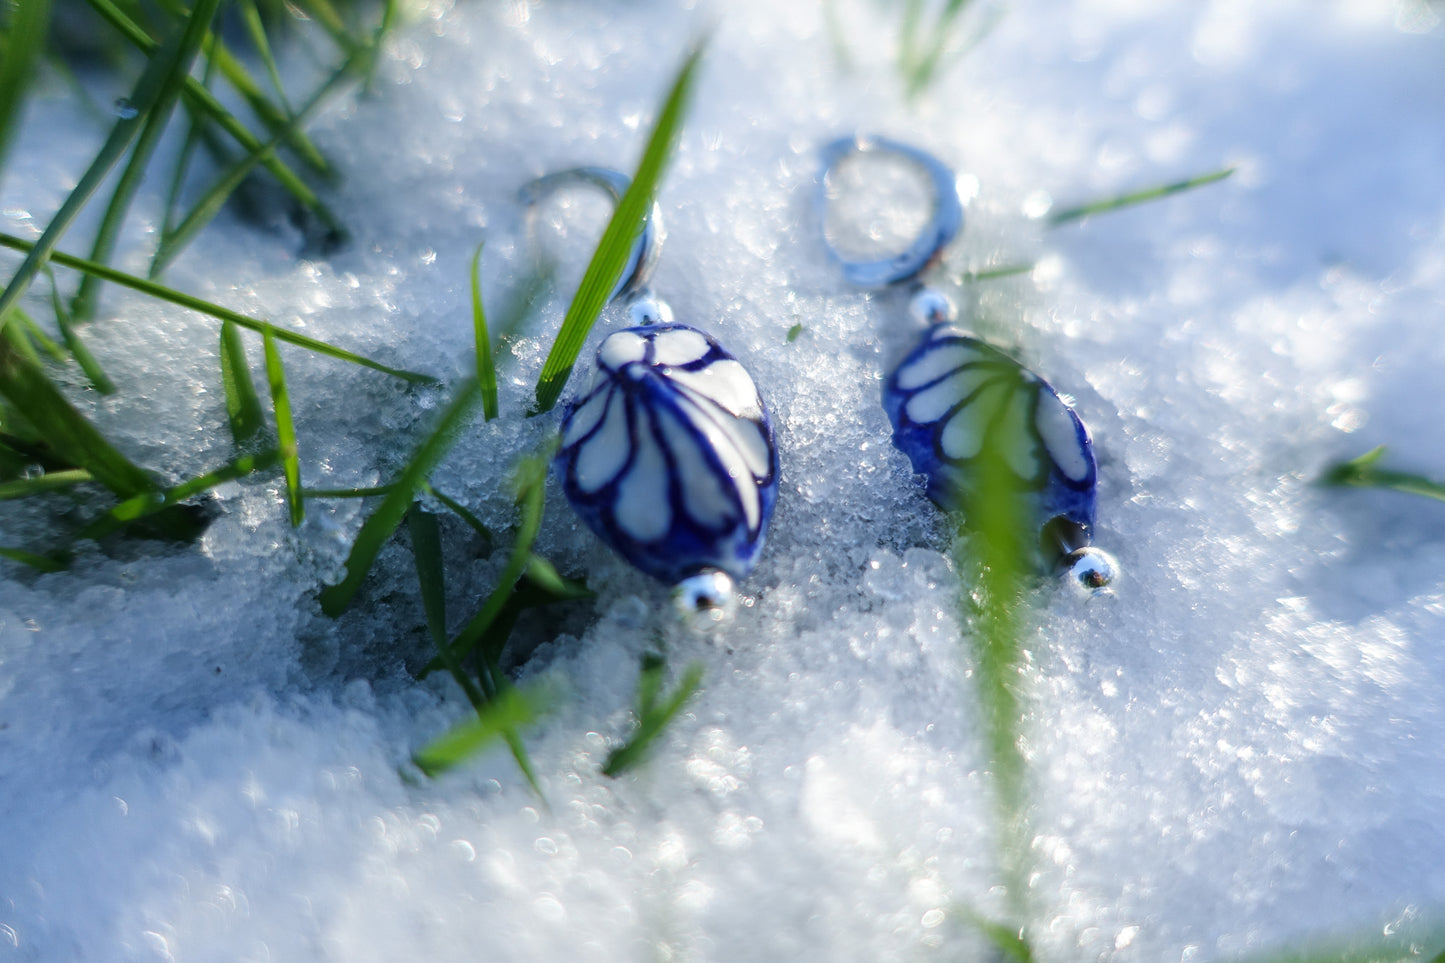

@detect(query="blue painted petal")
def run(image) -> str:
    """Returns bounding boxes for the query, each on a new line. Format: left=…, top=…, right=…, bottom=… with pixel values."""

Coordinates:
left=882, top=325, right=1098, bottom=539
left=556, top=324, right=779, bottom=585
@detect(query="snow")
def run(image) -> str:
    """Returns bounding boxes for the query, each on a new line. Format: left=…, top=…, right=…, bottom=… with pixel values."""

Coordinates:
left=5, top=0, right=1445, bottom=959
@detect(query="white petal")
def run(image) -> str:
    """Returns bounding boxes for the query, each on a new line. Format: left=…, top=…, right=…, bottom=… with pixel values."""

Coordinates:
left=1035, top=391, right=1091, bottom=482
left=895, top=342, right=988, bottom=391
left=612, top=408, right=671, bottom=541
left=573, top=392, right=630, bottom=493
left=651, top=327, right=712, bottom=367
left=905, top=366, right=996, bottom=425
left=665, top=360, right=762, bottom=419
left=561, top=385, right=610, bottom=447
left=598, top=330, right=648, bottom=370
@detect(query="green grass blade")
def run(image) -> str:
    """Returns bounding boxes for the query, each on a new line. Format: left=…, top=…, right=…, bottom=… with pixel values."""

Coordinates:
left=290, top=0, right=362, bottom=53
left=0, top=0, right=217, bottom=326
left=10, top=309, right=66, bottom=363
left=151, top=38, right=372, bottom=275
left=603, top=659, right=704, bottom=777
left=301, top=484, right=394, bottom=498
left=318, top=378, right=482, bottom=615
left=955, top=907, right=1034, bottom=963
left=80, top=0, right=340, bottom=229
left=0, top=467, right=94, bottom=500
left=471, top=242, right=499, bottom=421
left=0, top=232, right=436, bottom=383
left=45, top=267, right=115, bottom=393
left=522, top=553, right=593, bottom=601
left=0, top=332, right=156, bottom=497
left=532, top=40, right=706, bottom=414
left=1047, top=166, right=1236, bottom=226
left=407, top=505, right=448, bottom=646
left=71, top=0, right=224, bottom=323
left=76, top=447, right=280, bottom=542
left=412, top=682, right=551, bottom=779
left=962, top=262, right=1036, bottom=283
left=0, top=0, right=54, bottom=189
left=237, top=0, right=295, bottom=115
left=1320, top=445, right=1445, bottom=503
left=0, top=546, right=67, bottom=572
left=443, top=452, right=549, bottom=663
left=159, top=32, right=220, bottom=246
left=262, top=327, right=303, bottom=526
left=422, top=482, right=493, bottom=550
left=219, top=320, right=265, bottom=445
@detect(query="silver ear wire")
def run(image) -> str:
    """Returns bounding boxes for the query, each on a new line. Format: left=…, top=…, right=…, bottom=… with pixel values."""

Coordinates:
left=518, top=166, right=665, bottom=303
left=815, top=135, right=965, bottom=289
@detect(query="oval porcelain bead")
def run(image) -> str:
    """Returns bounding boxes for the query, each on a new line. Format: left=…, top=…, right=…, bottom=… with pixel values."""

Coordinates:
left=555, top=323, right=779, bottom=585
left=881, top=324, right=1098, bottom=545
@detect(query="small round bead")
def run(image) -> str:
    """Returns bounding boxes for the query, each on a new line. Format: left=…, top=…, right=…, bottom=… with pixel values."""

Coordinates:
left=908, top=287, right=956, bottom=326
left=672, top=569, right=736, bottom=629
left=1060, top=547, right=1119, bottom=598
left=629, top=295, right=674, bottom=326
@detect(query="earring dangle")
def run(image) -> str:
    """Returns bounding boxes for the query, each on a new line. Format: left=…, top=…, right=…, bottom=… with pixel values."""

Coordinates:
left=523, top=168, right=781, bottom=623
left=815, top=136, right=1118, bottom=596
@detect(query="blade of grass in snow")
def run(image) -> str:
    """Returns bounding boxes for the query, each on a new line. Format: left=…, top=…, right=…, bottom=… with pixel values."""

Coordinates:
left=76, top=447, right=280, bottom=542
left=1046, top=166, right=1236, bottom=226
left=441, top=451, right=549, bottom=665
left=318, top=378, right=482, bottom=615
left=71, top=0, right=223, bottom=322
left=10, top=309, right=66, bottom=363
left=0, top=232, right=435, bottom=383
left=219, top=321, right=265, bottom=446
left=471, top=243, right=499, bottom=421
left=159, top=32, right=220, bottom=245
left=0, top=0, right=53, bottom=189
left=409, top=502, right=545, bottom=795
left=0, top=0, right=220, bottom=326
left=422, top=482, right=493, bottom=549
left=0, top=331, right=156, bottom=497
left=532, top=40, right=705, bottom=413
left=0, top=468, right=93, bottom=500
left=150, top=38, right=375, bottom=275
left=522, top=553, right=593, bottom=601
left=962, top=262, right=1036, bottom=283
left=262, top=328, right=302, bottom=526
left=0, top=546, right=66, bottom=572
left=80, top=0, right=340, bottom=232
left=238, top=0, right=295, bottom=116
left=412, top=682, right=552, bottom=779
left=603, top=655, right=704, bottom=777
left=301, top=484, right=394, bottom=498
left=953, top=907, right=1033, bottom=963
left=46, top=267, right=115, bottom=393
left=1319, top=445, right=1445, bottom=503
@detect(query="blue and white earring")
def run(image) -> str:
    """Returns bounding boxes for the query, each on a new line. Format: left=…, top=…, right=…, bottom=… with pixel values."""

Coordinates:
left=524, top=168, right=780, bottom=623
left=816, top=136, right=1118, bottom=595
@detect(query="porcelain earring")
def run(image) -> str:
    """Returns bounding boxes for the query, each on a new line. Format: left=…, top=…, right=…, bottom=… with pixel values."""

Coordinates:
left=815, top=136, right=1117, bottom=595
left=523, top=168, right=780, bottom=623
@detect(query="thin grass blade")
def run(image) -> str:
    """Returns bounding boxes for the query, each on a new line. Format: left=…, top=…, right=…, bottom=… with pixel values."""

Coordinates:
left=603, top=660, right=704, bottom=777
left=0, top=232, right=435, bottom=383
left=422, top=482, right=493, bottom=550
left=407, top=505, right=448, bottom=646
left=0, top=546, right=66, bottom=572
left=0, top=332, right=156, bottom=497
left=318, top=378, right=482, bottom=615
left=72, top=0, right=224, bottom=322
left=522, top=553, right=593, bottom=601
left=151, top=40, right=374, bottom=274
left=0, top=0, right=53, bottom=189
left=262, top=327, right=303, bottom=526
left=80, top=0, right=340, bottom=229
left=219, top=321, right=265, bottom=445
left=0, top=0, right=219, bottom=325
left=10, top=309, right=66, bottom=363
left=470, top=243, right=499, bottom=421
left=1319, top=445, right=1445, bottom=503
left=1047, top=166, right=1236, bottom=226
left=237, top=0, right=295, bottom=115
left=412, top=682, right=552, bottom=779
left=442, top=452, right=549, bottom=663
left=45, top=267, right=115, bottom=393
left=0, top=468, right=93, bottom=500
left=532, top=41, right=706, bottom=414
left=962, top=262, right=1036, bottom=283
left=76, top=447, right=280, bottom=542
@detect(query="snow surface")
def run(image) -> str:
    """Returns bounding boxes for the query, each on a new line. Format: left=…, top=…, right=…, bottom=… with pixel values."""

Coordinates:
left=5, top=0, right=1445, bottom=959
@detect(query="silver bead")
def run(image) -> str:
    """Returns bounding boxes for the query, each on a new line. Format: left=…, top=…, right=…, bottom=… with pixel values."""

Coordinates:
left=672, top=568, right=736, bottom=629
left=1060, top=547, right=1119, bottom=598
left=628, top=295, right=674, bottom=327
left=908, top=286, right=956, bottom=326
